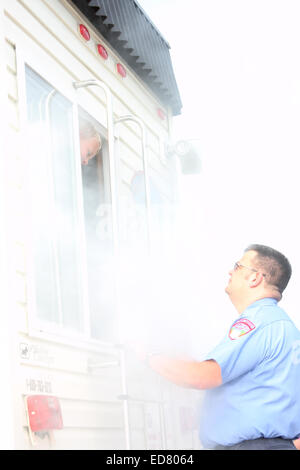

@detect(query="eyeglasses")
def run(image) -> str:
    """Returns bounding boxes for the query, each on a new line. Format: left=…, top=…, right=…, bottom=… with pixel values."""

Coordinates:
left=234, top=262, right=266, bottom=277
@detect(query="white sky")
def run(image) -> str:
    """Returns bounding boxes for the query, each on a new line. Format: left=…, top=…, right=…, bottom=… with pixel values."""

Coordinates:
left=136, top=0, right=300, bottom=351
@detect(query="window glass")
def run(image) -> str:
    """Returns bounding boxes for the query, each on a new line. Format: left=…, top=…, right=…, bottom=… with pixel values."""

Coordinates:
left=25, top=67, right=84, bottom=332
left=79, top=110, right=115, bottom=340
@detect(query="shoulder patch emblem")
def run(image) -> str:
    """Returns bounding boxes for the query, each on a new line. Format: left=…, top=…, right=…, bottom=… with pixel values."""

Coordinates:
left=229, top=319, right=256, bottom=340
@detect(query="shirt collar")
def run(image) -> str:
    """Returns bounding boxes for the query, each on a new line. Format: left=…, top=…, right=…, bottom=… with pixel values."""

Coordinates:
left=244, top=297, right=278, bottom=313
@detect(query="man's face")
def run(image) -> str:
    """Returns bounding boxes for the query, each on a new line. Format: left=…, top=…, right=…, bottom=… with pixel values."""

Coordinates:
left=80, top=136, right=101, bottom=165
left=225, top=250, right=258, bottom=300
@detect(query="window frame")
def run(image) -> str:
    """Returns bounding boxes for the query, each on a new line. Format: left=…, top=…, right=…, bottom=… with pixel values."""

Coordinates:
left=16, top=47, right=118, bottom=351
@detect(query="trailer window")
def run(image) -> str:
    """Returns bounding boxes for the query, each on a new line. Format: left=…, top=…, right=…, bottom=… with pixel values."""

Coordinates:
left=25, top=67, right=84, bottom=332
left=25, top=67, right=116, bottom=342
left=79, top=110, right=115, bottom=341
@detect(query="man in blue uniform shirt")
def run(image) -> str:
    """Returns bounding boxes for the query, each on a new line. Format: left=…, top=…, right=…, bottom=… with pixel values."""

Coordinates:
left=141, top=244, right=300, bottom=450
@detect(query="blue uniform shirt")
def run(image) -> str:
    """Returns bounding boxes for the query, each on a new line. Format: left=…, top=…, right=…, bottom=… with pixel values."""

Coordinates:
left=199, top=298, right=300, bottom=449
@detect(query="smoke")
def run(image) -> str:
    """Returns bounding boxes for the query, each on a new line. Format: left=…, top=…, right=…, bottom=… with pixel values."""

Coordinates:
left=112, top=193, right=231, bottom=359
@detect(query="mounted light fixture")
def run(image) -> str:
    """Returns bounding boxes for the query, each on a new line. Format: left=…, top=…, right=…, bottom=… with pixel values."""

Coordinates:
left=165, top=140, right=202, bottom=175
left=79, top=24, right=90, bottom=41
left=117, top=63, right=126, bottom=78
left=97, top=44, right=108, bottom=60
left=157, top=108, right=165, bottom=120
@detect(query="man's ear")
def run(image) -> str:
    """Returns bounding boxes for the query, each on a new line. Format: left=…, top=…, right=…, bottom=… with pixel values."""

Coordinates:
left=250, top=272, right=264, bottom=288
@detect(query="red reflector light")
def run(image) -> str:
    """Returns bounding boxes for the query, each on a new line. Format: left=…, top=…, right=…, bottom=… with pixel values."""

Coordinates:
left=26, top=395, right=63, bottom=432
left=157, top=108, right=165, bottom=120
left=79, top=24, right=90, bottom=41
left=117, top=63, right=126, bottom=78
left=97, top=44, right=108, bottom=60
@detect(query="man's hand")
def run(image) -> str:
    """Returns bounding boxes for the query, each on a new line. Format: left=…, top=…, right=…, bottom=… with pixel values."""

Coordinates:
left=293, top=438, right=300, bottom=450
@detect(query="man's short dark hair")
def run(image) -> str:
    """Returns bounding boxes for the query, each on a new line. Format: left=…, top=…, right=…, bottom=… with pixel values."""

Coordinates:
left=245, top=244, right=292, bottom=295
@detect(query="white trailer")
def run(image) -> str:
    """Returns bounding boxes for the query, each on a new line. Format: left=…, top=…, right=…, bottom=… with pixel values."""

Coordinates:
left=0, top=0, right=201, bottom=449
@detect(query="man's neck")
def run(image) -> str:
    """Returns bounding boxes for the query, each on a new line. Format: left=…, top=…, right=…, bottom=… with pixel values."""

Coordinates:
left=235, top=292, right=280, bottom=315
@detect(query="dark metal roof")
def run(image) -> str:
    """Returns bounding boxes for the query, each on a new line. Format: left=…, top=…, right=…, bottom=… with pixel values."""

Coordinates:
left=71, top=0, right=182, bottom=115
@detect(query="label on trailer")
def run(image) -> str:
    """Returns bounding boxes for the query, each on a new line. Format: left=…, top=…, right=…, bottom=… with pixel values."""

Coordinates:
left=25, top=377, right=53, bottom=394
left=19, top=342, right=55, bottom=366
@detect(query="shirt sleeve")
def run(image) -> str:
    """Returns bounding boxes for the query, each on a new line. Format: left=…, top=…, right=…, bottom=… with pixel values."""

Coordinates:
left=204, top=324, right=269, bottom=384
